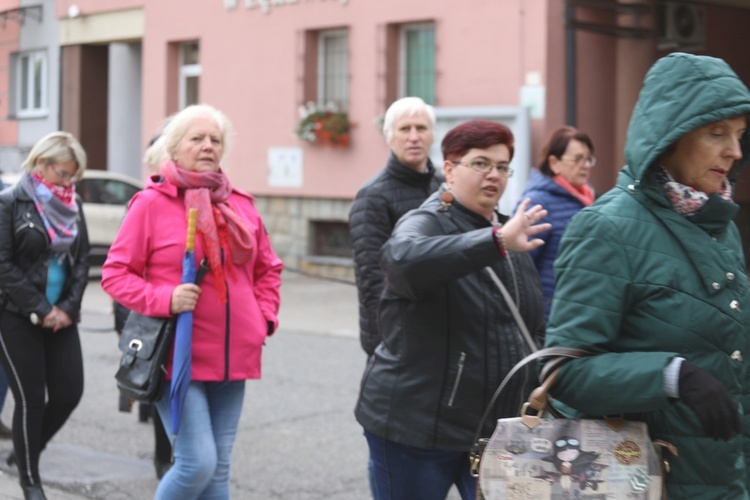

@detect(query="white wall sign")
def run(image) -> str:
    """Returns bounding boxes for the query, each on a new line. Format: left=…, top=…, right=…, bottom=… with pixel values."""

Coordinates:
left=241, top=0, right=349, bottom=15
left=268, top=147, right=304, bottom=187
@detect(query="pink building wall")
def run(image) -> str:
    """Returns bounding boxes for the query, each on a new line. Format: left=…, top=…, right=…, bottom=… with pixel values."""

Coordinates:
left=137, top=0, right=551, bottom=199
left=0, top=0, right=20, bottom=147
left=53, top=1, right=750, bottom=200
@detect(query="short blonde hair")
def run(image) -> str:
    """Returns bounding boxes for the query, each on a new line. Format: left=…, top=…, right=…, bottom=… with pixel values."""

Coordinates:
left=22, top=131, right=87, bottom=181
left=146, top=104, right=234, bottom=169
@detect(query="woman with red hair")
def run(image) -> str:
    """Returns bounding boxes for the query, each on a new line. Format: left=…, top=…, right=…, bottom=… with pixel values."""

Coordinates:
left=355, top=120, right=550, bottom=499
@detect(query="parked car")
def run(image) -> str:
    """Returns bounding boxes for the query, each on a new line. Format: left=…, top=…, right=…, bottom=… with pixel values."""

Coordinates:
left=1, top=169, right=144, bottom=266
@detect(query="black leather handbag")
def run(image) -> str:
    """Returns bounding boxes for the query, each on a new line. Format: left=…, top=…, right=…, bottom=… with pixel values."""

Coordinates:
left=114, top=258, right=209, bottom=403
left=115, top=313, right=176, bottom=403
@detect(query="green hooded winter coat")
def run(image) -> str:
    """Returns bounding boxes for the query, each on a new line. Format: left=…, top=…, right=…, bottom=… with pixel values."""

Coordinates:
left=544, top=53, right=750, bottom=499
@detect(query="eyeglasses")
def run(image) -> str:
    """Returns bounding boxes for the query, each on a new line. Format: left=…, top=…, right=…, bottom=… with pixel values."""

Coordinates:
left=47, top=163, right=75, bottom=181
left=555, top=438, right=580, bottom=449
left=452, top=160, right=514, bottom=178
left=560, top=154, right=596, bottom=167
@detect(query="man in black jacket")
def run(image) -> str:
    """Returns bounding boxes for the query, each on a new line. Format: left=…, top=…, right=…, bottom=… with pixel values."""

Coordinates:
left=349, top=97, right=441, bottom=357
left=349, top=95, right=440, bottom=499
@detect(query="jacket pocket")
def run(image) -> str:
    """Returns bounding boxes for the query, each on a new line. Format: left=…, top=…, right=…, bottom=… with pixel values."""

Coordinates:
left=447, top=351, right=466, bottom=407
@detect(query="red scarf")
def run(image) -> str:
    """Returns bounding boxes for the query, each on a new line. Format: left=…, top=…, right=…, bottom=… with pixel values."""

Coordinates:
left=161, top=161, right=254, bottom=302
left=553, top=175, right=594, bottom=207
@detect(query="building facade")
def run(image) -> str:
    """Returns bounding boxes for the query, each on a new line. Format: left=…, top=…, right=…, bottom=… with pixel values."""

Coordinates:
left=2, top=0, right=750, bottom=277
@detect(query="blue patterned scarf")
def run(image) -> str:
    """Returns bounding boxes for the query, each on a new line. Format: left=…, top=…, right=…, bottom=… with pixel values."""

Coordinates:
left=18, top=172, right=78, bottom=254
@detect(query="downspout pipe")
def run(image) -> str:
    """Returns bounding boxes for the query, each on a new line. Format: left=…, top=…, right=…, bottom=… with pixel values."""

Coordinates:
left=565, top=0, right=577, bottom=127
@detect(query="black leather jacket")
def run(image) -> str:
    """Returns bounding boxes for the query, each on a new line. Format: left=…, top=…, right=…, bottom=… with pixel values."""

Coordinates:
left=355, top=188, right=545, bottom=451
left=0, top=182, right=90, bottom=321
left=349, top=153, right=442, bottom=355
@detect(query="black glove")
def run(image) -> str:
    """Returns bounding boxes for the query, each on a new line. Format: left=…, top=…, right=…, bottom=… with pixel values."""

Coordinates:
left=678, top=361, right=742, bottom=441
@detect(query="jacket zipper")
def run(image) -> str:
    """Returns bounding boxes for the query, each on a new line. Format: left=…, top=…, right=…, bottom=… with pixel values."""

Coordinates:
left=447, top=351, right=466, bottom=407
left=221, top=249, right=231, bottom=381
left=17, top=212, right=50, bottom=244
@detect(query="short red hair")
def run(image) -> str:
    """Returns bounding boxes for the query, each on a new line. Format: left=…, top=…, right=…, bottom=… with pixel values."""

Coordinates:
left=441, top=120, right=515, bottom=163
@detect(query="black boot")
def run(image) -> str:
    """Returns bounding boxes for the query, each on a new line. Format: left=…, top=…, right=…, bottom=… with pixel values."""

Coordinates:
left=21, top=484, right=47, bottom=500
left=154, top=457, right=172, bottom=479
left=0, top=420, right=11, bottom=439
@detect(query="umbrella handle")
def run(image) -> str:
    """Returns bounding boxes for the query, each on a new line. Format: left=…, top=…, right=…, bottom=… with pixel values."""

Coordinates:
left=186, top=208, right=198, bottom=252
left=195, top=258, right=210, bottom=285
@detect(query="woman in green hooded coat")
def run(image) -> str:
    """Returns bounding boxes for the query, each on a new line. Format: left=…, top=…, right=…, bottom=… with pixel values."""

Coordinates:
left=544, top=53, right=750, bottom=498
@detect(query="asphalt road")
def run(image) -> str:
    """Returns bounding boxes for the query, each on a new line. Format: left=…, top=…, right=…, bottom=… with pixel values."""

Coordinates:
left=0, top=270, right=373, bottom=499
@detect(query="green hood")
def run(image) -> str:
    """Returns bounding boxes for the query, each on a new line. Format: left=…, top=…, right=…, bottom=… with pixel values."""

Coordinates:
left=624, top=52, right=750, bottom=181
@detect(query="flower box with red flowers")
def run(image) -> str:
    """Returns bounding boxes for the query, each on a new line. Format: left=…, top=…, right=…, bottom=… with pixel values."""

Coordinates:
left=295, top=102, right=352, bottom=147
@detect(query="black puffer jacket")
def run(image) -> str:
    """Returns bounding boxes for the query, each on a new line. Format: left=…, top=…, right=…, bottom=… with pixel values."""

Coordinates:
left=355, top=188, right=545, bottom=450
left=0, top=182, right=90, bottom=321
left=349, top=153, right=441, bottom=355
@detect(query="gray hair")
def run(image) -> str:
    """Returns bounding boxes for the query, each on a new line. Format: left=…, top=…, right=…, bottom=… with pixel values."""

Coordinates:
left=146, top=104, right=234, bottom=168
left=22, top=131, right=87, bottom=181
left=382, top=97, right=436, bottom=142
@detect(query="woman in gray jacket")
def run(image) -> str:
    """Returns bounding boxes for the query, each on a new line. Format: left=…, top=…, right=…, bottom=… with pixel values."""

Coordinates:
left=355, top=120, right=550, bottom=500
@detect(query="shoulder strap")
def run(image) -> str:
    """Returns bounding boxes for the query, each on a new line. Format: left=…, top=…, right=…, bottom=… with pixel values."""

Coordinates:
left=471, top=346, right=592, bottom=446
left=485, top=267, right=537, bottom=353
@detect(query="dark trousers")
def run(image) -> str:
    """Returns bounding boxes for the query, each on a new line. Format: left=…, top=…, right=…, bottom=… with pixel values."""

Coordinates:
left=151, top=403, right=172, bottom=463
left=0, top=311, right=84, bottom=487
left=364, top=430, right=476, bottom=500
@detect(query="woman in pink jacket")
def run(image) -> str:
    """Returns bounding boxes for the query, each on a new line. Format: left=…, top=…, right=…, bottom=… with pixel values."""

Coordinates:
left=102, top=104, right=283, bottom=499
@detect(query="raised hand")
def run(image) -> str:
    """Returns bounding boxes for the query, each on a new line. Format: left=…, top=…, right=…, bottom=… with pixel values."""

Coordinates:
left=497, top=198, right=551, bottom=253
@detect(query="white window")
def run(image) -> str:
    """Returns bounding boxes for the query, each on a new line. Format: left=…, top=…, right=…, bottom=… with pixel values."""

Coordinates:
left=179, top=42, right=201, bottom=109
left=317, top=29, right=348, bottom=110
left=399, top=23, right=435, bottom=105
left=16, top=50, right=48, bottom=118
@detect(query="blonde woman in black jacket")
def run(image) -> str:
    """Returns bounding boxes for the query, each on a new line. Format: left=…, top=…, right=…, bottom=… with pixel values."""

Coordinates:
left=0, top=132, right=89, bottom=500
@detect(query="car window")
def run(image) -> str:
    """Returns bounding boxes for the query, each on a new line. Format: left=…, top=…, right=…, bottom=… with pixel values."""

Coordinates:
left=77, top=179, right=140, bottom=205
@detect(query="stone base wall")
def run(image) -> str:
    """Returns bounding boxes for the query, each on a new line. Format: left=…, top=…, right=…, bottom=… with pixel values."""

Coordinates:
left=255, top=195, right=355, bottom=283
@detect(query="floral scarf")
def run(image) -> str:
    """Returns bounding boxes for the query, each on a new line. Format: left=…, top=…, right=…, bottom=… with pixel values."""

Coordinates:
left=19, top=172, right=78, bottom=255
left=161, top=161, right=254, bottom=302
left=654, top=164, right=733, bottom=218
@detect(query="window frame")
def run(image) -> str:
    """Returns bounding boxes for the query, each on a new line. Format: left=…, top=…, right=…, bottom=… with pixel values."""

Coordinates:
left=16, top=50, right=48, bottom=118
left=179, top=41, right=201, bottom=110
left=316, top=28, right=349, bottom=110
left=398, top=22, right=436, bottom=105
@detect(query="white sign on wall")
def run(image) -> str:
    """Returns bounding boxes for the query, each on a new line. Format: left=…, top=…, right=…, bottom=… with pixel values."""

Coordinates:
left=268, top=147, right=304, bottom=187
left=240, top=0, right=349, bottom=15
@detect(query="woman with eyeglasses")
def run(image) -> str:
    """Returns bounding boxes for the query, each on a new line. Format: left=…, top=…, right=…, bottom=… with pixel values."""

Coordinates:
left=0, top=132, right=90, bottom=500
left=355, top=120, right=550, bottom=499
left=516, top=126, right=595, bottom=321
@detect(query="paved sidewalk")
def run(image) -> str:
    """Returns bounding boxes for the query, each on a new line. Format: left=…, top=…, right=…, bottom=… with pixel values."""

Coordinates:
left=0, top=269, right=361, bottom=499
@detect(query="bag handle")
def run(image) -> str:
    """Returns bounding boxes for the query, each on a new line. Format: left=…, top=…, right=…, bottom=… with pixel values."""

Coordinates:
left=471, top=347, right=592, bottom=449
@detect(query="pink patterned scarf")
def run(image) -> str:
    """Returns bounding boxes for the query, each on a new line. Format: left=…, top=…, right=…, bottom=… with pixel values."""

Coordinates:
left=161, top=161, right=254, bottom=301
left=654, top=164, right=733, bottom=218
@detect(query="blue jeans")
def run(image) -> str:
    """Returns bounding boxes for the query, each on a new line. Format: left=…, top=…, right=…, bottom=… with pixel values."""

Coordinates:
left=364, top=430, right=476, bottom=500
left=155, top=380, right=245, bottom=500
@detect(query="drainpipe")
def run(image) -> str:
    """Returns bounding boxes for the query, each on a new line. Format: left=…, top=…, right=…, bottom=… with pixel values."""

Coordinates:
left=565, top=0, right=577, bottom=127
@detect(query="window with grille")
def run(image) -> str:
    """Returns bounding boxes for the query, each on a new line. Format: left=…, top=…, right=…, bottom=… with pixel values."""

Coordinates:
left=317, top=29, right=349, bottom=110
left=311, top=221, right=352, bottom=258
left=16, top=50, right=48, bottom=117
left=180, top=41, right=201, bottom=109
left=400, top=23, right=435, bottom=105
